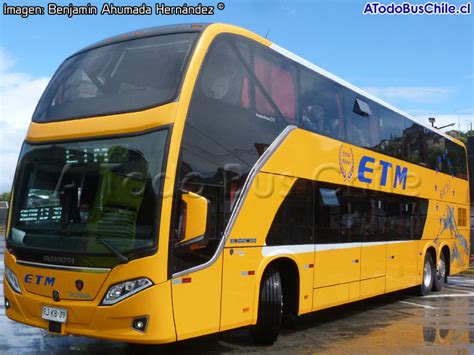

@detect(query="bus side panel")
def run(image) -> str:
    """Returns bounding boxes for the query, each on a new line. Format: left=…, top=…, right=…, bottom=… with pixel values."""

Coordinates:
left=313, top=283, right=349, bottom=311
left=361, top=243, right=387, bottom=280
left=220, top=247, right=261, bottom=331
left=386, top=241, right=418, bottom=292
left=313, top=245, right=361, bottom=310
left=313, top=246, right=361, bottom=288
left=425, top=200, right=470, bottom=275
left=171, top=254, right=223, bottom=341
left=449, top=230, right=470, bottom=275
left=451, top=203, right=470, bottom=275
left=360, top=277, right=386, bottom=299
left=360, top=243, right=387, bottom=298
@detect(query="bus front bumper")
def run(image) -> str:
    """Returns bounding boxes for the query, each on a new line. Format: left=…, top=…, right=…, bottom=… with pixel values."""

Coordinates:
left=3, top=278, right=177, bottom=344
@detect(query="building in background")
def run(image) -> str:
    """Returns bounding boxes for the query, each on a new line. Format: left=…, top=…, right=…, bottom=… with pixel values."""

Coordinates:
left=0, top=200, right=8, bottom=230
left=468, top=136, right=474, bottom=256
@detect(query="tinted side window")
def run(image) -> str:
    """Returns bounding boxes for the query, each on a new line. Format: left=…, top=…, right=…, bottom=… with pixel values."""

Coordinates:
left=315, top=184, right=341, bottom=244
left=254, top=47, right=297, bottom=124
left=446, top=140, right=468, bottom=179
left=299, top=68, right=344, bottom=140
left=373, top=109, right=405, bottom=158
left=344, top=93, right=379, bottom=148
left=385, top=194, right=423, bottom=241
left=399, top=200, right=412, bottom=240
left=340, top=186, right=370, bottom=243
left=173, top=34, right=289, bottom=273
left=266, top=179, right=313, bottom=246
left=371, top=193, right=387, bottom=242
left=410, top=198, right=428, bottom=239
left=403, top=122, right=426, bottom=165
left=385, top=195, right=403, bottom=241
left=315, top=182, right=428, bottom=244
left=424, top=130, right=447, bottom=173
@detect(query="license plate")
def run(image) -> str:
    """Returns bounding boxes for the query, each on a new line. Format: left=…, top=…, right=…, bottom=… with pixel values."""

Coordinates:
left=42, top=305, right=68, bottom=323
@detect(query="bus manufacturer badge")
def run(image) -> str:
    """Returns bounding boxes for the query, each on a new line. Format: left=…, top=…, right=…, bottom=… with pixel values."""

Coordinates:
left=339, top=145, right=354, bottom=182
left=75, top=280, right=84, bottom=291
left=52, top=290, right=60, bottom=302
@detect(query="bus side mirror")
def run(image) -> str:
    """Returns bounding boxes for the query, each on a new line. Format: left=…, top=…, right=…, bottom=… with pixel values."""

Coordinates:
left=175, top=191, right=210, bottom=251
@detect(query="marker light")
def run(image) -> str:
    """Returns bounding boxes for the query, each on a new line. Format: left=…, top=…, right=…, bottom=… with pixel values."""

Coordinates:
left=101, top=278, right=153, bottom=305
left=5, top=266, right=22, bottom=294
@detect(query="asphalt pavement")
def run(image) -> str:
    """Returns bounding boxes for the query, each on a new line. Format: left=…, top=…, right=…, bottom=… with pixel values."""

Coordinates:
left=1, top=235, right=473, bottom=354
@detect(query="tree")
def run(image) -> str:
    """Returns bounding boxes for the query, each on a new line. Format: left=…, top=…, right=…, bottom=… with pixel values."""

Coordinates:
left=1, top=192, right=11, bottom=201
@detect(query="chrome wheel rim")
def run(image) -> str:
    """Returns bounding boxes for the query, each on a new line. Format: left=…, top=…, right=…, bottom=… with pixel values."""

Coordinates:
left=438, top=258, right=446, bottom=280
left=423, top=260, right=432, bottom=288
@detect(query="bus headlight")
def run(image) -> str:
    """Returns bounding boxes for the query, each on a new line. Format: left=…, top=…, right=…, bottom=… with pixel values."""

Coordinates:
left=5, top=266, right=22, bottom=294
left=101, top=278, right=153, bottom=305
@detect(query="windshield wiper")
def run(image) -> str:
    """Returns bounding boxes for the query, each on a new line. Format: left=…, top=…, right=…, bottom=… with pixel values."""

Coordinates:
left=95, top=234, right=129, bottom=264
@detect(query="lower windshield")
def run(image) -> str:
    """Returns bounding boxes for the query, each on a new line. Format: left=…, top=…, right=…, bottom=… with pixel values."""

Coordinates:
left=9, top=129, right=169, bottom=267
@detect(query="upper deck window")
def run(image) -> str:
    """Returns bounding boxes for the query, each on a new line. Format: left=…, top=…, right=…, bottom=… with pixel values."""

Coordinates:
left=33, top=32, right=198, bottom=122
left=254, top=48, right=297, bottom=123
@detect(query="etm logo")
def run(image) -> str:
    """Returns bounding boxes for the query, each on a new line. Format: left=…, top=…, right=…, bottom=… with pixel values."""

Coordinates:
left=24, top=274, right=56, bottom=287
left=358, top=156, right=408, bottom=190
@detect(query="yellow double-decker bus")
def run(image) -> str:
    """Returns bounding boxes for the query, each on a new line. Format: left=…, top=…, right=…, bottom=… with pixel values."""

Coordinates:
left=3, top=23, right=470, bottom=345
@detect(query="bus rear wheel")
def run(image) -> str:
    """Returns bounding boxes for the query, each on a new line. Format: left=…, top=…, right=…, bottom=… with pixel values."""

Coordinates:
left=418, top=253, right=435, bottom=296
left=433, top=252, right=446, bottom=291
left=250, top=266, right=282, bottom=345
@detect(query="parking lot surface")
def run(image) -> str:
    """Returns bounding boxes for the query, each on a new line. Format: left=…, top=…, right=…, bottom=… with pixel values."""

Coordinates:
left=1, top=237, right=473, bottom=354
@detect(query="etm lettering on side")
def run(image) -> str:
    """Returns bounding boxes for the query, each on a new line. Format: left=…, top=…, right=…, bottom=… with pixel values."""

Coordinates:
left=358, top=156, right=408, bottom=189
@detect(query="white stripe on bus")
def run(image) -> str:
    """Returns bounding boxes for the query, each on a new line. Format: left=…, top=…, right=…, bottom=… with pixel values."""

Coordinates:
left=262, top=240, right=416, bottom=256
left=262, top=244, right=314, bottom=257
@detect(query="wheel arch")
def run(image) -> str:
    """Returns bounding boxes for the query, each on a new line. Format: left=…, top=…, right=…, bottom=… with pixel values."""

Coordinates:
left=425, top=244, right=437, bottom=263
left=440, top=244, right=451, bottom=277
left=251, top=255, right=301, bottom=324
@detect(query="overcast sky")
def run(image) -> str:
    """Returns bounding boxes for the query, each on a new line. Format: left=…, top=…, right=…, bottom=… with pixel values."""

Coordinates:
left=0, top=0, right=473, bottom=193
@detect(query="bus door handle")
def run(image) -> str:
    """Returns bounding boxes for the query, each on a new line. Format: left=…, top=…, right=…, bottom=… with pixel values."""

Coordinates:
left=389, top=255, right=395, bottom=260
left=352, top=259, right=359, bottom=264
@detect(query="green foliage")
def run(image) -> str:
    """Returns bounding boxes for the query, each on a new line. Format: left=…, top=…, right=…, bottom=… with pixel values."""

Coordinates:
left=1, top=192, right=11, bottom=201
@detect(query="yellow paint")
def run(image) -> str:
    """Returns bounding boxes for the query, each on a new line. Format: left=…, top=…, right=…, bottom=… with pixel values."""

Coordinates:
left=26, top=103, right=177, bottom=142
left=386, top=241, right=418, bottom=292
left=313, top=283, right=349, bottom=311
left=360, top=277, right=386, bottom=299
left=178, top=191, right=209, bottom=247
left=5, top=252, right=176, bottom=344
left=262, top=128, right=469, bottom=205
left=314, top=247, right=361, bottom=288
left=171, top=254, right=222, bottom=341
left=361, top=244, right=386, bottom=279
left=348, top=281, right=360, bottom=302
left=221, top=248, right=260, bottom=331
left=4, top=22, right=470, bottom=345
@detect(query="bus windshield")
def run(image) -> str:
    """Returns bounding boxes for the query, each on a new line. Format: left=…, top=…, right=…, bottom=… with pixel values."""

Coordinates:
left=33, top=32, right=198, bottom=122
left=8, top=129, right=169, bottom=267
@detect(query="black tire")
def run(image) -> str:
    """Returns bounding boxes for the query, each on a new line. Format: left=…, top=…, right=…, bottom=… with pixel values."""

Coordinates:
left=250, top=266, right=282, bottom=345
left=433, top=252, right=446, bottom=291
left=418, top=253, right=435, bottom=296
left=281, top=311, right=298, bottom=329
left=281, top=273, right=298, bottom=329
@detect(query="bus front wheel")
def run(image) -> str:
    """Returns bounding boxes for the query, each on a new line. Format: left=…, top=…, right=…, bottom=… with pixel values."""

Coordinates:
left=250, top=266, right=282, bottom=345
left=418, top=253, right=435, bottom=296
